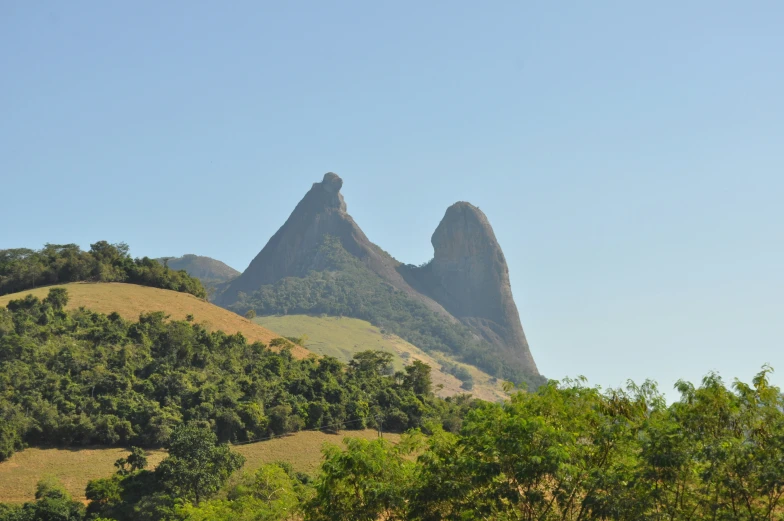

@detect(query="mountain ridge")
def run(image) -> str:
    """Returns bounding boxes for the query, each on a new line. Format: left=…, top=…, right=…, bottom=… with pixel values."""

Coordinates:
left=217, top=173, right=541, bottom=384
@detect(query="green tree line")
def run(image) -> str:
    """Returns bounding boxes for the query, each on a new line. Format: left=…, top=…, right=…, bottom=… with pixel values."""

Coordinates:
left=2, top=366, right=782, bottom=520
left=0, top=242, right=207, bottom=299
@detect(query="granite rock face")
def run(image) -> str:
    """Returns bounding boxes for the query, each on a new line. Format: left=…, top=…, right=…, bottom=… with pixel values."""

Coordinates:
left=217, top=173, right=539, bottom=377
left=216, top=173, right=451, bottom=317
left=418, top=202, right=538, bottom=375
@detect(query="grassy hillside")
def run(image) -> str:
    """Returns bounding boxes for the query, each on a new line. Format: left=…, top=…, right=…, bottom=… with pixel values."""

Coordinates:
left=0, top=430, right=399, bottom=504
left=255, top=314, right=507, bottom=402
left=0, top=282, right=310, bottom=359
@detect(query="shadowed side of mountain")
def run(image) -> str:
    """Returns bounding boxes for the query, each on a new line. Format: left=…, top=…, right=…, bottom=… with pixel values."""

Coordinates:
left=157, top=254, right=240, bottom=284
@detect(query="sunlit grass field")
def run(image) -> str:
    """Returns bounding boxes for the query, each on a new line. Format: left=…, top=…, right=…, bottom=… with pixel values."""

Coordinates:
left=0, top=429, right=398, bottom=504
left=255, top=314, right=506, bottom=401
left=0, top=282, right=310, bottom=359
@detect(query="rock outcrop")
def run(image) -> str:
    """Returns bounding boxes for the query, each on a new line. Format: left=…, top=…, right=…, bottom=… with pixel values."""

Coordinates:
left=403, top=202, right=538, bottom=375
left=217, top=173, right=539, bottom=378
left=216, top=174, right=452, bottom=318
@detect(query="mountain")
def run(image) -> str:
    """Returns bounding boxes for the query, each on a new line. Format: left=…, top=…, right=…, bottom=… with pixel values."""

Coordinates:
left=217, top=173, right=542, bottom=387
left=157, top=254, right=240, bottom=290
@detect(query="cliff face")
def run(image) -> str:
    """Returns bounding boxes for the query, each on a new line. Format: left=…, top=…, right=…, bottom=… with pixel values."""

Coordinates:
left=218, top=173, right=539, bottom=378
left=410, top=203, right=538, bottom=375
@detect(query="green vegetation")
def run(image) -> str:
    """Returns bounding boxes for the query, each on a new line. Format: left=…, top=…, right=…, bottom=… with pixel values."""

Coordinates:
left=0, top=242, right=207, bottom=299
left=0, top=288, right=476, bottom=463
left=0, top=429, right=396, bottom=504
left=0, top=283, right=299, bottom=356
left=231, top=236, right=545, bottom=390
left=254, top=314, right=505, bottom=401
left=3, top=368, right=781, bottom=520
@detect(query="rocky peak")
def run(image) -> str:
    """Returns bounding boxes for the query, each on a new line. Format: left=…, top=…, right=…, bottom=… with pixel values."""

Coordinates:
left=217, top=173, right=539, bottom=378
left=301, top=172, right=347, bottom=213
left=421, top=201, right=539, bottom=375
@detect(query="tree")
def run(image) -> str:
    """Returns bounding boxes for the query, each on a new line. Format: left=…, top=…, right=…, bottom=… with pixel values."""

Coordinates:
left=155, top=425, right=245, bottom=505
left=114, top=446, right=148, bottom=475
left=403, top=360, right=432, bottom=396
left=176, top=464, right=305, bottom=521
left=7, top=477, right=87, bottom=521
left=244, top=309, right=256, bottom=320
left=43, top=287, right=69, bottom=311
left=306, top=436, right=419, bottom=521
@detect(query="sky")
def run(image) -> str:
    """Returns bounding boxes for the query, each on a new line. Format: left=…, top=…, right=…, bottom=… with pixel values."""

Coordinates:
left=2, top=1, right=782, bottom=400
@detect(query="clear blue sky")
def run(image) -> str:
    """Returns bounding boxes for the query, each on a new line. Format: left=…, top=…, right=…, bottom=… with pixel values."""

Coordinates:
left=2, top=1, right=782, bottom=399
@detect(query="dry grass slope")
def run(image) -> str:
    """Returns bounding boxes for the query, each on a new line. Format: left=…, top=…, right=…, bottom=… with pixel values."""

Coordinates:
left=0, top=283, right=311, bottom=359
left=0, top=430, right=398, bottom=504
left=255, top=314, right=507, bottom=401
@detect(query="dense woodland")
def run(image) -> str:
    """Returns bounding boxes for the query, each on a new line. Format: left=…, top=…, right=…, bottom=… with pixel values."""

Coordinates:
left=0, top=242, right=207, bottom=299
left=0, top=288, right=473, bottom=463
left=229, top=236, right=546, bottom=391
left=1, top=361, right=781, bottom=520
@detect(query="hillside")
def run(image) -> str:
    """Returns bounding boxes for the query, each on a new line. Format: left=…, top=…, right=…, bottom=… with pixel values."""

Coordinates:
left=0, top=291, right=472, bottom=467
left=0, top=429, right=399, bottom=504
left=0, top=282, right=309, bottom=359
left=216, top=173, right=544, bottom=389
left=255, top=314, right=507, bottom=402
left=156, top=254, right=240, bottom=291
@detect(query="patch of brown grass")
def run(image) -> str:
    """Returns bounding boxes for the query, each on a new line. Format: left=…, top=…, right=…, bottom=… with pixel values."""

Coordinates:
left=0, top=430, right=395, bottom=504
left=0, top=283, right=311, bottom=359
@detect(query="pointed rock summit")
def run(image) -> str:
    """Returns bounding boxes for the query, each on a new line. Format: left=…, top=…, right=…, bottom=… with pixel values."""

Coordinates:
left=420, top=202, right=538, bottom=374
left=217, top=173, right=540, bottom=381
left=217, top=173, right=450, bottom=316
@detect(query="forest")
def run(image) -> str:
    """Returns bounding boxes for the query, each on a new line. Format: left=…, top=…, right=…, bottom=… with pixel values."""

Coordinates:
left=0, top=242, right=207, bottom=299
left=229, top=236, right=546, bottom=391
left=1, top=359, right=781, bottom=520
left=0, top=288, right=473, bottom=463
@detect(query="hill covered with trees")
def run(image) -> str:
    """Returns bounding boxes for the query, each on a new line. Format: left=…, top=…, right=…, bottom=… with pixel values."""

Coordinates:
left=0, top=242, right=207, bottom=299
left=0, top=288, right=475, bottom=463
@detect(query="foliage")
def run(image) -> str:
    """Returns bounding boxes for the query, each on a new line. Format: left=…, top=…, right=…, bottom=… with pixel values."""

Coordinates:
left=0, top=477, right=84, bottom=521
left=2, top=366, right=782, bottom=521
left=0, top=289, right=476, bottom=462
left=306, top=434, right=424, bottom=521
left=0, top=242, right=207, bottom=299
left=175, top=462, right=311, bottom=520
left=156, top=425, right=245, bottom=505
left=230, top=236, right=545, bottom=389
left=114, top=446, right=148, bottom=475
left=314, top=366, right=784, bottom=521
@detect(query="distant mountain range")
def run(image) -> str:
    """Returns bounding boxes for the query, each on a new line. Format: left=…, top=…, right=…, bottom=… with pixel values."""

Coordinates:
left=156, top=254, right=239, bottom=292
left=210, top=173, right=543, bottom=388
